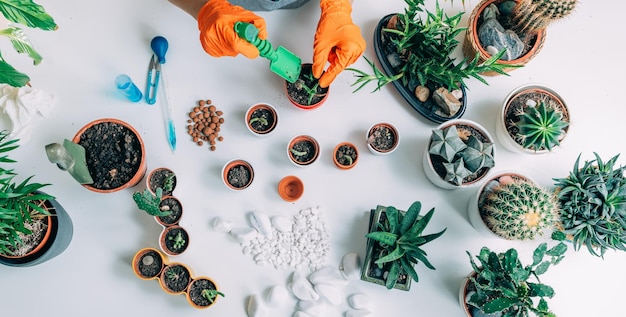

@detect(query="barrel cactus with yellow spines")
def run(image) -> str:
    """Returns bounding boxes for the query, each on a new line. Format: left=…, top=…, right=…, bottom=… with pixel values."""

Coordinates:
left=481, top=177, right=560, bottom=240
left=512, top=0, right=578, bottom=34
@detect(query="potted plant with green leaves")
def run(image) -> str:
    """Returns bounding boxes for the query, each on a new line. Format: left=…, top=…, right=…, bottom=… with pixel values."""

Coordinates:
left=133, top=188, right=183, bottom=227
left=246, top=103, right=278, bottom=136
left=361, top=201, right=446, bottom=291
left=159, top=262, right=193, bottom=295
left=460, top=232, right=568, bottom=317
left=186, top=276, right=224, bottom=309
left=496, top=84, right=570, bottom=154
left=146, top=167, right=177, bottom=196
left=285, top=63, right=329, bottom=110
left=287, top=135, right=320, bottom=167
left=347, top=0, right=509, bottom=123
left=0, top=131, right=73, bottom=267
left=553, top=153, right=626, bottom=258
left=160, top=225, right=190, bottom=256
left=463, top=0, right=578, bottom=75
left=467, top=171, right=560, bottom=240
left=0, top=0, right=57, bottom=87
left=423, top=119, right=495, bottom=189
left=333, top=142, right=359, bottom=170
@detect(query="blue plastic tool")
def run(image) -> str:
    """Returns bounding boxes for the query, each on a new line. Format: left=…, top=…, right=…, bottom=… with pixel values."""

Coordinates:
left=149, top=36, right=176, bottom=152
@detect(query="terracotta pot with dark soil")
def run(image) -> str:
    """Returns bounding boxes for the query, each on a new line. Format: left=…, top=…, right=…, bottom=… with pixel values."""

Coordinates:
left=222, top=159, right=254, bottom=190
left=159, top=262, right=192, bottom=295
left=186, top=277, right=223, bottom=309
left=156, top=196, right=183, bottom=227
left=333, top=142, right=359, bottom=169
left=159, top=225, right=189, bottom=256
left=366, top=122, right=399, bottom=155
left=72, top=118, right=146, bottom=193
left=287, top=135, right=320, bottom=167
left=132, top=248, right=166, bottom=280
left=246, top=103, right=278, bottom=136
left=147, top=167, right=177, bottom=196
left=285, top=63, right=329, bottom=110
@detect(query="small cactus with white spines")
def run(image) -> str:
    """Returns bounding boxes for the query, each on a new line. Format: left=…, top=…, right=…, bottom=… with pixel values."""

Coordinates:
left=512, top=0, right=578, bottom=34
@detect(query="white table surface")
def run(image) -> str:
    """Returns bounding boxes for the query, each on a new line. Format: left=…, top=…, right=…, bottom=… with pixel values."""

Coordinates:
left=1, top=0, right=624, bottom=316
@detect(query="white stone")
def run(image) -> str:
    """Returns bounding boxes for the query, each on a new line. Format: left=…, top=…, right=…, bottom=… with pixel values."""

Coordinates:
left=313, top=283, right=342, bottom=306
left=211, top=217, right=233, bottom=232
left=289, top=271, right=319, bottom=301
left=231, top=227, right=258, bottom=243
left=309, top=266, right=348, bottom=286
left=339, top=252, right=361, bottom=279
left=272, top=216, right=293, bottom=232
left=293, top=311, right=315, bottom=317
left=348, top=293, right=372, bottom=310
left=345, top=309, right=372, bottom=317
left=246, top=294, right=268, bottom=317
left=249, top=211, right=273, bottom=238
left=265, top=284, right=290, bottom=307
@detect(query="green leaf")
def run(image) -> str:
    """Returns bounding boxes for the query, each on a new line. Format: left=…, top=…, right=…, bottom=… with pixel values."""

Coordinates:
left=1, top=26, right=43, bottom=64
left=400, top=201, right=421, bottom=234
left=385, top=260, right=400, bottom=289
left=404, top=207, right=436, bottom=238
left=0, top=0, right=57, bottom=30
left=375, top=245, right=405, bottom=265
left=365, top=231, right=398, bottom=246
left=386, top=206, right=399, bottom=234
left=528, top=282, right=555, bottom=298
left=482, top=297, right=516, bottom=314
left=0, top=59, right=30, bottom=87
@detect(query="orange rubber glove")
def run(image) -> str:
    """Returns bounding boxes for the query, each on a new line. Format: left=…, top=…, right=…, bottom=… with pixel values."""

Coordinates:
left=197, top=0, right=267, bottom=58
left=313, top=0, right=366, bottom=88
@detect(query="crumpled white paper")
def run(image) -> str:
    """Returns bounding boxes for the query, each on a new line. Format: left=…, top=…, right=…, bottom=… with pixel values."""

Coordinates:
left=0, top=84, right=56, bottom=142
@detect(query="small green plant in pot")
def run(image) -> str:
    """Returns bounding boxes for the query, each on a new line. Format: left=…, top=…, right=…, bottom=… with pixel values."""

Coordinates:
left=463, top=232, right=568, bottom=317
left=362, top=201, right=446, bottom=290
left=132, top=188, right=172, bottom=217
left=553, top=153, right=626, bottom=258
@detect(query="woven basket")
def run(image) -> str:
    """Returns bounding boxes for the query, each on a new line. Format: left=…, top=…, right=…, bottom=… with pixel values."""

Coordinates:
left=462, top=0, right=547, bottom=76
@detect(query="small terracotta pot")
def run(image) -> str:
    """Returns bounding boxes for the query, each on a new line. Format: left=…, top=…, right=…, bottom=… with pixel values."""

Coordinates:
left=159, top=225, right=190, bottom=256
left=72, top=118, right=147, bottom=193
left=278, top=175, right=304, bottom=202
left=285, top=63, right=329, bottom=110
left=333, top=142, right=359, bottom=169
left=459, top=271, right=478, bottom=316
left=159, top=262, right=193, bottom=295
left=462, top=0, right=547, bottom=76
left=366, top=122, right=399, bottom=155
left=222, top=159, right=254, bottom=190
left=155, top=195, right=183, bottom=227
left=146, top=167, right=177, bottom=196
left=132, top=248, right=167, bottom=280
left=287, top=135, right=320, bottom=167
left=186, top=276, right=222, bottom=309
left=246, top=103, right=278, bottom=136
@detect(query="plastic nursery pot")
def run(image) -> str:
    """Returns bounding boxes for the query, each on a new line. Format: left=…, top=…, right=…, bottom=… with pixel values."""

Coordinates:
left=423, top=119, right=496, bottom=190
left=287, top=135, right=320, bottom=167
left=462, top=0, right=546, bottom=76
left=72, top=118, right=147, bottom=193
left=366, top=122, right=399, bottom=155
left=159, top=225, right=190, bottom=256
left=186, top=276, right=222, bottom=309
left=132, top=248, right=166, bottom=280
left=277, top=175, right=304, bottom=202
left=222, top=159, right=254, bottom=190
left=155, top=196, right=183, bottom=227
left=146, top=167, right=177, bottom=196
left=333, top=142, right=359, bottom=169
left=285, top=63, right=329, bottom=110
left=246, top=103, right=278, bottom=136
left=496, top=83, right=571, bottom=154
left=159, top=262, right=193, bottom=295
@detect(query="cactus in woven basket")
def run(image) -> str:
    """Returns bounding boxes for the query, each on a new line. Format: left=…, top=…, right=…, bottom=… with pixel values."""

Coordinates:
left=481, top=177, right=560, bottom=240
left=512, top=0, right=578, bottom=34
left=553, top=153, right=626, bottom=257
left=514, top=100, right=569, bottom=152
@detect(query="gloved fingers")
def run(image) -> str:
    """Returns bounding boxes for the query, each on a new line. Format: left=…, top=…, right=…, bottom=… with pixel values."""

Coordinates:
left=317, top=41, right=363, bottom=87
left=312, top=45, right=332, bottom=79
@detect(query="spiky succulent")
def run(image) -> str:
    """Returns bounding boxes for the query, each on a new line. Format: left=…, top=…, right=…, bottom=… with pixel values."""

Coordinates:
left=132, top=188, right=172, bottom=217
left=365, top=201, right=446, bottom=289
left=515, top=100, right=569, bottom=152
left=466, top=232, right=568, bottom=317
left=553, top=153, right=626, bottom=257
left=512, top=0, right=578, bottom=34
left=481, top=177, right=560, bottom=240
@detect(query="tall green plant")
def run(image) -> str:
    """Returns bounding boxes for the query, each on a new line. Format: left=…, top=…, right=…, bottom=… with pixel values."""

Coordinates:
left=0, top=0, right=57, bottom=87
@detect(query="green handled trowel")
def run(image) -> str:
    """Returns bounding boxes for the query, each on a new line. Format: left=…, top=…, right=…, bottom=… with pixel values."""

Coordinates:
left=234, top=22, right=302, bottom=83
left=45, top=139, right=93, bottom=184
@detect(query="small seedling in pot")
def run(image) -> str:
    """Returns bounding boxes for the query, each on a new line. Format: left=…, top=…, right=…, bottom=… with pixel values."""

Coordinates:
left=294, top=72, right=325, bottom=106
left=169, top=231, right=186, bottom=251
left=290, top=148, right=308, bottom=158
left=165, top=265, right=185, bottom=281
left=201, top=289, right=225, bottom=303
left=133, top=188, right=172, bottom=217
left=249, top=117, right=269, bottom=127
left=163, top=173, right=175, bottom=193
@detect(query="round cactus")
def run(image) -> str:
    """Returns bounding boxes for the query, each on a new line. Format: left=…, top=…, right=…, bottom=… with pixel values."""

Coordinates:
left=481, top=177, right=559, bottom=240
left=512, top=0, right=578, bottom=34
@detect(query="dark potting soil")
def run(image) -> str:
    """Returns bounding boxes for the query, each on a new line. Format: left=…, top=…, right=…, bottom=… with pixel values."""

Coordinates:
left=77, top=121, right=142, bottom=190
left=249, top=108, right=275, bottom=132
left=286, top=64, right=328, bottom=106
left=335, top=144, right=358, bottom=166
left=227, top=165, right=251, bottom=188
left=164, top=227, right=189, bottom=254
left=149, top=169, right=176, bottom=196
left=163, top=264, right=191, bottom=293
left=137, top=250, right=163, bottom=278
left=158, top=197, right=183, bottom=225
left=290, top=140, right=316, bottom=163
left=368, top=126, right=396, bottom=151
left=188, top=278, right=219, bottom=307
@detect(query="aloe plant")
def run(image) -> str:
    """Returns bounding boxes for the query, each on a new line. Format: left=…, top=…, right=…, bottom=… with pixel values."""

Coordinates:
left=0, top=0, right=57, bottom=87
left=515, top=100, right=569, bottom=151
left=365, top=201, right=446, bottom=289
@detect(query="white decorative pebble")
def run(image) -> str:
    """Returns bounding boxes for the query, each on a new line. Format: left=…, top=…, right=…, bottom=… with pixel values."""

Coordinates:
left=348, top=293, right=372, bottom=310
left=246, top=294, right=268, bottom=317
left=290, top=271, right=319, bottom=301
left=314, top=283, right=342, bottom=306
left=293, top=311, right=315, bottom=317
left=249, top=211, right=273, bottom=238
left=265, top=284, right=289, bottom=307
left=309, top=266, right=348, bottom=286
left=345, top=309, right=372, bottom=317
left=272, top=216, right=293, bottom=233
left=211, top=217, right=233, bottom=232
left=340, top=252, right=361, bottom=279
left=230, top=227, right=258, bottom=243
left=298, top=301, right=325, bottom=315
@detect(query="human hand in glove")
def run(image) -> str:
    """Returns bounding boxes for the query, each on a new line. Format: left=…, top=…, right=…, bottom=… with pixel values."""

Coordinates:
left=312, top=0, right=366, bottom=88
left=197, top=0, right=267, bottom=58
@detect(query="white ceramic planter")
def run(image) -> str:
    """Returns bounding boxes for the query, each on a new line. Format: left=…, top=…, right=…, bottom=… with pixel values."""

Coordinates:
left=496, top=83, right=569, bottom=154
left=423, top=119, right=495, bottom=190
